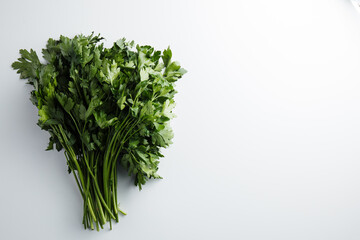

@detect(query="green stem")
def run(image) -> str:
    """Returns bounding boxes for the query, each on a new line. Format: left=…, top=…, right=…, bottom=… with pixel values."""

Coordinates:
left=64, top=151, right=84, bottom=199
left=103, top=115, right=131, bottom=205
left=95, top=188, right=106, bottom=224
left=87, top=198, right=97, bottom=222
left=56, top=125, right=86, bottom=188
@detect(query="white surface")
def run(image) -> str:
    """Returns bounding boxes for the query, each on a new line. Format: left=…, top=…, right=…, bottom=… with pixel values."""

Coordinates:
left=352, top=0, right=360, bottom=13
left=1, top=0, right=360, bottom=239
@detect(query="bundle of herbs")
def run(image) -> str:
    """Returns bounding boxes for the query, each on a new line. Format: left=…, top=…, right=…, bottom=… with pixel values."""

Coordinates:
left=12, top=33, right=186, bottom=230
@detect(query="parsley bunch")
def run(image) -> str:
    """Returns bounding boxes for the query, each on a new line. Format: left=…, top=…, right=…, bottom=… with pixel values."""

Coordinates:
left=12, top=33, right=186, bottom=230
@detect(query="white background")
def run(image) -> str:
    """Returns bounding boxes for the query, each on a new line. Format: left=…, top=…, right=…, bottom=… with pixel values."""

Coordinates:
left=1, top=0, right=360, bottom=239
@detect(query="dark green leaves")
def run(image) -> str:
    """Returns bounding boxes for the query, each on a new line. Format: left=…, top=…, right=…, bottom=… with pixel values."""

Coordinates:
left=56, top=92, right=75, bottom=112
left=11, top=49, right=40, bottom=84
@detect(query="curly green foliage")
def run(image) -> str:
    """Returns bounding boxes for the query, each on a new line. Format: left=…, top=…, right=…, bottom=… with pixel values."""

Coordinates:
left=12, top=33, right=186, bottom=230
